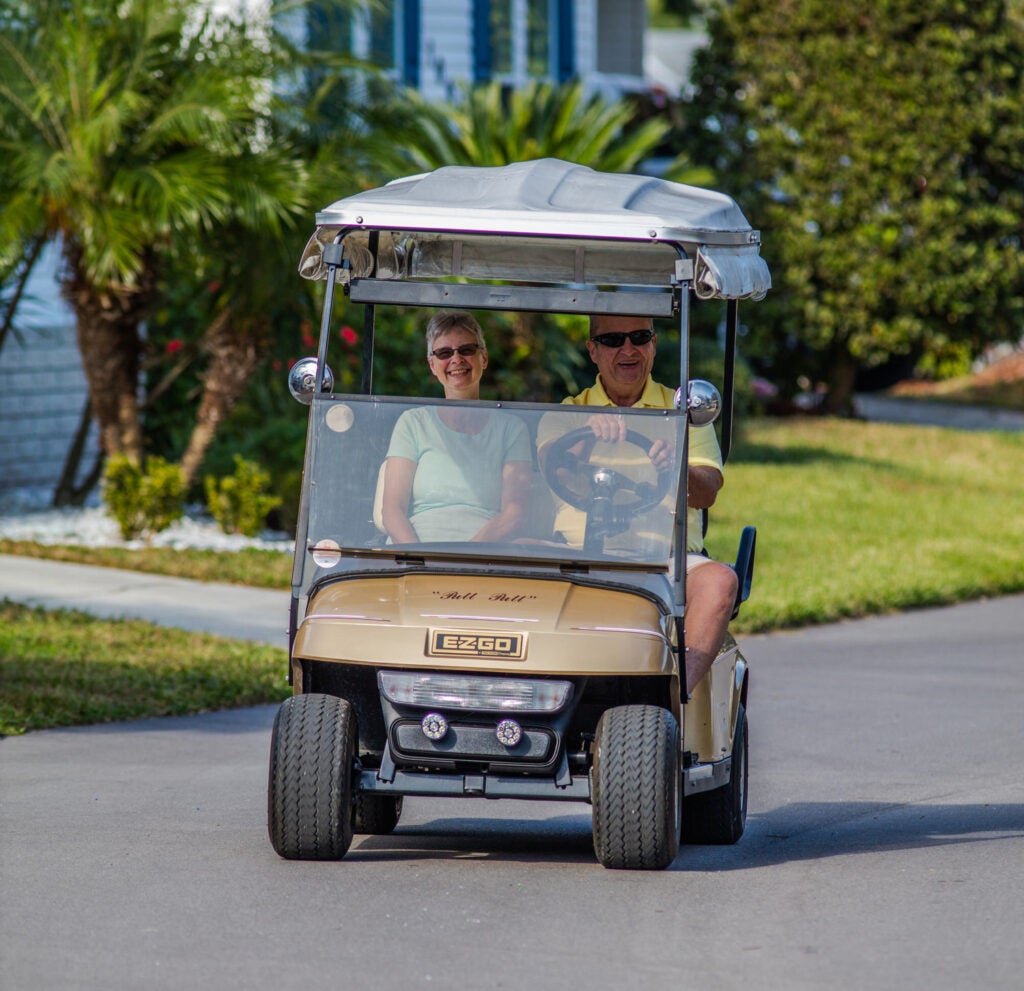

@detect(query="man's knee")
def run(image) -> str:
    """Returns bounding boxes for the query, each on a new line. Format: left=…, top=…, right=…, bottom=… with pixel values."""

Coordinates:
left=690, top=560, right=738, bottom=603
left=714, top=561, right=739, bottom=600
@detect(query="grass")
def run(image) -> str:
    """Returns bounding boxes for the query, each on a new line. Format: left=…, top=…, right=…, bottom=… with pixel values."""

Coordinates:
left=5, top=420, right=1019, bottom=633
left=0, top=542, right=293, bottom=589
left=0, top=601, right=289, bottom=736
left=3, top=418, right=1022, bottom=732
left=705, top=419, right=1024, bottom=632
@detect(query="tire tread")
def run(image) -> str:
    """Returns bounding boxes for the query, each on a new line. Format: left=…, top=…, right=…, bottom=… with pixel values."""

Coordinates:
left=268, top=694, right=355, bottom=860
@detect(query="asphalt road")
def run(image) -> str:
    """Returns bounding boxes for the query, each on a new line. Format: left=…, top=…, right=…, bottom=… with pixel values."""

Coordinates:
left=1, top=559, right=1022, bottom=991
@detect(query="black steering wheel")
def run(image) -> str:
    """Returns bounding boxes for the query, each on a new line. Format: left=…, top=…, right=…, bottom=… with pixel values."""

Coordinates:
left=543, top=427, right=673, bottom=546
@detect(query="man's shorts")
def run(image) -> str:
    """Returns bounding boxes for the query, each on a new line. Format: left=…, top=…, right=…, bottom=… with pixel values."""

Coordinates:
left=686, top=553, right=717, bottom=572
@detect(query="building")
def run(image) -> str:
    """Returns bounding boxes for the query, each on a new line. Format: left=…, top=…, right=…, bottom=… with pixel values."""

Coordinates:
left=304, top=0, right=649, bottom=102
left=0, top=243, right=99, bottom=507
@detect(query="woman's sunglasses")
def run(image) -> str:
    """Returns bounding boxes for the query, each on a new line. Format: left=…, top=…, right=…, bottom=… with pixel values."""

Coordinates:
left=431, top=344, right=481, bottom=360
left=590, top=329, right=655, bottom=348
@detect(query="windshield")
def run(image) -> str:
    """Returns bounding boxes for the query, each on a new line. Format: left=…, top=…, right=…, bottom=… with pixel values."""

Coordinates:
left=296, top=395, right=688, bottom=594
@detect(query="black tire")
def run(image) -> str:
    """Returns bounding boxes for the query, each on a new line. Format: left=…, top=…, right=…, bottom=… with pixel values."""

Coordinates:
left=268, top=693, right=356, bottom=860
left=591, top=705, right=681, bottom=870
left=681, top=704, right=748, bottom=845
left=353, top=793, right=403, bottom=835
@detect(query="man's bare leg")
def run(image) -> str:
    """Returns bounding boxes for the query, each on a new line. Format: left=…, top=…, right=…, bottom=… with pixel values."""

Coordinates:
left=683, top=560, right=738, bottom=694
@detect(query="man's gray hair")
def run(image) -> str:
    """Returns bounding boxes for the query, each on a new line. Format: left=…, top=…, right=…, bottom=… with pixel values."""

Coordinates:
left=425, top=311, right=486, bottom=356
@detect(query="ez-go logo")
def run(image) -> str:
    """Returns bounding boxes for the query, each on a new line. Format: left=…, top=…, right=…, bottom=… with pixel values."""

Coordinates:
left=429, top=630, right=527, bottom=659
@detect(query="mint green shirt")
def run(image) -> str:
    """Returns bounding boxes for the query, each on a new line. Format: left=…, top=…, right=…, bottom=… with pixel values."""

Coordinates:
left=387, top=407, right=532, bottom=541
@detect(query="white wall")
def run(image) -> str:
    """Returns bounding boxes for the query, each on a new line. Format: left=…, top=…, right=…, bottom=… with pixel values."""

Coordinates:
left=0, top=243, right=99, bottom=504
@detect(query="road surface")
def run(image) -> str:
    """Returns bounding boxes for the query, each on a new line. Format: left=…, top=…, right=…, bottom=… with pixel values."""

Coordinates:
left=1, top=559, right=1022, bottom=990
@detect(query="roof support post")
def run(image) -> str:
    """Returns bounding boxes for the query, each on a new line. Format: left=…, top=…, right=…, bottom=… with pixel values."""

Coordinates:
left=721, top=298, right=739, bottom=463
left=673, top=281, right=691, bottom=614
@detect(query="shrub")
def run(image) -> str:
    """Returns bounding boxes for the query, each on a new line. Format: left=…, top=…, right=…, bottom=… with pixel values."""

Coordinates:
left=103, top=456, right=186, bottom=541
left=204, top=455, right=282, bottom=537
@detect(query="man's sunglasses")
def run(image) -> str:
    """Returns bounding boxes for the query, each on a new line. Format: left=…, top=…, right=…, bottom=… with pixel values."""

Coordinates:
left=590, top=329, right=655, bottom=348
left=431, top=343, right=481, bottom=360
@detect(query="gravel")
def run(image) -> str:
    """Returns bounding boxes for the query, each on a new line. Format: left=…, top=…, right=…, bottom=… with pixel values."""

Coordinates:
left=0, top=487, right=293, bottom=553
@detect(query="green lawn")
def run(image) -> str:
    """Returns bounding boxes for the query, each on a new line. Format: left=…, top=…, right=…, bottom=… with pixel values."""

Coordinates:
left=705, top=419, right=1024, bottom=631
left=3, top=418, right=1021, bottom=734
left=0, top=543, right=293, bottom=589
left=0, top=601, right=288, bottom=736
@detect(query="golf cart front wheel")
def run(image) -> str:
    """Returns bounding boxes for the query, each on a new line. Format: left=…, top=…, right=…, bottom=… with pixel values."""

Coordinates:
left=268, top=693, right=356, bottom=860
left=591, top=704, right=681, bottom=870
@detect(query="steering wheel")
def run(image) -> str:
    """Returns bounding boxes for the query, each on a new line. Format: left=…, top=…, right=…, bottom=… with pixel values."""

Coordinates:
left=543, top=427, right=673, bottom=544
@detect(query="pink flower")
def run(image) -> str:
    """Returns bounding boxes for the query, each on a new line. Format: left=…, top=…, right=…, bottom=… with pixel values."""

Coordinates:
left=340, top=325, right=359, bottom=346
left=165, top=339, right=183, bottom=354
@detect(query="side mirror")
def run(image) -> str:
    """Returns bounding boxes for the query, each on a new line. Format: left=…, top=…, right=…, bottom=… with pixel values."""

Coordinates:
left=680, top=379, right=721, bottom=426
left=288, top=356, right=335, bottom=405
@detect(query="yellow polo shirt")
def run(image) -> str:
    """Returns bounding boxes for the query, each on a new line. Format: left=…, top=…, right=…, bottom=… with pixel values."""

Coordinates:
left=541, top=375, right=723, bottom=553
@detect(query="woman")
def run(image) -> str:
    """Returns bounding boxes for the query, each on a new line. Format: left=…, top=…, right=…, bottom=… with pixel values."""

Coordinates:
left=380, top=311, right=532, bottom=543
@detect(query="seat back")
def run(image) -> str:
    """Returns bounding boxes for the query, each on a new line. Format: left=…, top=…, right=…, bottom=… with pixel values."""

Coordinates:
left=730, top=525, right=756, bottom=619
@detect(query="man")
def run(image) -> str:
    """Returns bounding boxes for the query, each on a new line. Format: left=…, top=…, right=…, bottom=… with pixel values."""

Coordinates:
left=546, top=314, right=738, bottom=694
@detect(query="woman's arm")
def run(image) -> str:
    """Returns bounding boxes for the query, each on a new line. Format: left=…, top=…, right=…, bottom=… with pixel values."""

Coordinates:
left=380, top=457, right=420, bottom=543
left=470, top=461, right=531, bottom=542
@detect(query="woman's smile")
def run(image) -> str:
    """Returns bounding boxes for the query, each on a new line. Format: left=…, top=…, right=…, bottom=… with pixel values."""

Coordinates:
left=428, top=328, right=488, bottom=399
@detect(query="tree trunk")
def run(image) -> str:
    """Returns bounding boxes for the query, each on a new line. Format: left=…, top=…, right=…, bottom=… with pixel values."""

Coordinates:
left=178, top=313, right=266, bottom=488
left=61, top=244, right=156, bottom=466
left=822, top=343, right=859, bottom=417
left=52, top=395, right=99, bottom=507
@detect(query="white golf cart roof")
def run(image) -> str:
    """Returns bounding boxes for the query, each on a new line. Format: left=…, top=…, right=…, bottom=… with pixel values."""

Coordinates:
left=298, top=159, right=770, bottom=301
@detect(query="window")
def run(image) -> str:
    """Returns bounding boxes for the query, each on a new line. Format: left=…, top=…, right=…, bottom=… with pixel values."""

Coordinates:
left=490, top=0, right=512, bottom=75
left=596, top=0, right=643, bottom=76
left=487, top=0, right=553, bottom=83
left=368, top=4, right=395, bottom=70
left=306, top=1, right=396, bottom=73
left=526, top=0, right=549, bottom=77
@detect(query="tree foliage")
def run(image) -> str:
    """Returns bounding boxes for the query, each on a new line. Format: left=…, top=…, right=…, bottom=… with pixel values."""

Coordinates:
left=0, top=0, right=413, bottom=505
left=0, top=0, right=311, bottom=476
left=686, top=0, right=1024, bottom=412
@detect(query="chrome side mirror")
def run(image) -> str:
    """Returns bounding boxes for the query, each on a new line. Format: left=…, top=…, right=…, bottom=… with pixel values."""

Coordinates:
left=288, top=356, right=335, bottom=405
left=683, top=379, right=721, bottom=426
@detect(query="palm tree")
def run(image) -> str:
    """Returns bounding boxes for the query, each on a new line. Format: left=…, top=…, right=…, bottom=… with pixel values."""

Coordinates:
left=394, top=80, right=690, bottom=400
left=0, top=0, right=308, bottom=475
left=403, top=79, right=674, bottom=174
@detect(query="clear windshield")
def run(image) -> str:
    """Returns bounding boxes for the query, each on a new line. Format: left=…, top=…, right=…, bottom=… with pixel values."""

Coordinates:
left=297, top=395, right=688, bottom=593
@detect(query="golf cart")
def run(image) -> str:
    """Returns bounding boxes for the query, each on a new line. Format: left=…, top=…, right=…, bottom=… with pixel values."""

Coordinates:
left=269, top=159, right=770, bottom=869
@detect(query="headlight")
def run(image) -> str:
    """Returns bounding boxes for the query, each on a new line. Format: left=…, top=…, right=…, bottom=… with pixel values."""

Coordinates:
left=379, top=672, right=573, bottom=713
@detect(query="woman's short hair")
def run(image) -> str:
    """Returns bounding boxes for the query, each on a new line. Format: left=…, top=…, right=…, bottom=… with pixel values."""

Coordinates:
left=425, top=311, right=486, bottom=356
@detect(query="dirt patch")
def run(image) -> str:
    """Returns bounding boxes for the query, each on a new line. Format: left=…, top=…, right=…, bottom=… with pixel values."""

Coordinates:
left=889, top=350, right=1024, bottom=409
